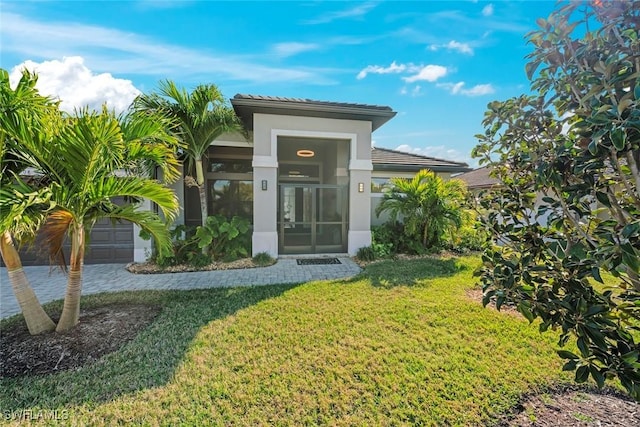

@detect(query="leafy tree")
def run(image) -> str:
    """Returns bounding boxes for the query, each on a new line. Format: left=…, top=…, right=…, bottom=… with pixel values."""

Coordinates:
left=375, top=169, right=468, bottom=250
left=134, top=80, right=245, bottom=228
left=0, top=68, right=58, bottom=334
left=16, top=107, right=181, bottom=332
left=473, top=1, right=640, bottom=399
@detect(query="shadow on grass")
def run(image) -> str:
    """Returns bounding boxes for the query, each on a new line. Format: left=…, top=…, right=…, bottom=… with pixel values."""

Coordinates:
left=0, top=283, right=299, bottom=411
left=354, top=256, right=466, bottom=288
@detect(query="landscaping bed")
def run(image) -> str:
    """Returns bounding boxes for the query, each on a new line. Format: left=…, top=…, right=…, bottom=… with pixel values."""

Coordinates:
left=125, top=257, right=273, bottom=274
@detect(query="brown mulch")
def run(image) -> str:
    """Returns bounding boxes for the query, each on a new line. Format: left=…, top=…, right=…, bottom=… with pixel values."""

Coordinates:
left=501, top=387, right=640, bottom=426
left=466, top=288, right=522, bottom=317
left=126, top=257, right=274, bottom=274
left=0, top=304, right=161, bottom=378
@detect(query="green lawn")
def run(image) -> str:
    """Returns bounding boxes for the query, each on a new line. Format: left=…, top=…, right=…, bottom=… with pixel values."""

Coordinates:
left=1, top=256, right=577, bottom=425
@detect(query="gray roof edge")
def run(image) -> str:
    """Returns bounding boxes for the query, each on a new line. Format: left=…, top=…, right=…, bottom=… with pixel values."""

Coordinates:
left=231, top=96, right=396, bottom=117
left=372, top=147, right=470, bottom=167
left=373, top=164, right=473, bottom=173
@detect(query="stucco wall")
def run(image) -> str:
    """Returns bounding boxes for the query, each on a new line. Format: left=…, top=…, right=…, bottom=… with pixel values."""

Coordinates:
left=252, top=113, right=373, bottom=256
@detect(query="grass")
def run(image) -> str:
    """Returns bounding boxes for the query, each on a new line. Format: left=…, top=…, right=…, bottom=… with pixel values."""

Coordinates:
left=0, top=255, right=579, bottom=425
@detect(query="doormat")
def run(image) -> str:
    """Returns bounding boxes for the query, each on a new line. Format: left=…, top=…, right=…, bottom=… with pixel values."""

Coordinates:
left=296, top=258, right=342, bottom=265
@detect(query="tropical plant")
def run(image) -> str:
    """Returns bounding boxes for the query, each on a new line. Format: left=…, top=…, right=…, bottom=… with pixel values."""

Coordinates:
left=15, top=107, right=181, bottom=332
left=0, top=68, right=58, bottom=334
left=195, top=215, right=251, bottom=261
left=375, top=169, right=468, bottom=250
left=473, top=1, right=640, bottom=399
left=133, top=80, right=245, bottom=228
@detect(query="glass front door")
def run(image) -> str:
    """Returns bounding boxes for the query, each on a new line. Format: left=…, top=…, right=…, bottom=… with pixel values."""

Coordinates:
left=279, top=184, right=348, bottom=254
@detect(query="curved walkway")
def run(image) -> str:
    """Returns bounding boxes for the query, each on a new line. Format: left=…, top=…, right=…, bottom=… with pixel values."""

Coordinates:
left=0, top=258, right=361, bottom=319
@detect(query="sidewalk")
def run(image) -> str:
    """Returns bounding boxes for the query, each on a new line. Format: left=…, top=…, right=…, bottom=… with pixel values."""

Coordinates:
left=0, top=258, right=361, bottom=319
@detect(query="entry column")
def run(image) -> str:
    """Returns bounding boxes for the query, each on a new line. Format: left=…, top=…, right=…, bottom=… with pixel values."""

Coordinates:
left=252, top=156, right=278, bottom=257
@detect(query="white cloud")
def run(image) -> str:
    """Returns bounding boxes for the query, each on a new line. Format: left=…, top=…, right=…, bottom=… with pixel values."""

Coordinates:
left=357, top=61, right=407, bottom=79
left=482, top=4, right=494, bottom=17
left=304, top=2, right=378, bottom=24
left=411, top=85, right=422, bottom=96
left=429, top=40, right=474, bottom=55
left=1, top=12, right=329, bottom=84
left=438, top=81, right=495, bottom=96
left=272, top=42, right=320, bottom=58
left=446, top=40, right=473, bottom=55
left=10, top=57, right=140, bottom=114
left=394, top=144, right=473, bottom=166
left=402, top=65, right=448, bottom=83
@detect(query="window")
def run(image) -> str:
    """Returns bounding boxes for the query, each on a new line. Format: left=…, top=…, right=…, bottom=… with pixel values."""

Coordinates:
left=208, top=180, right=253, bottom=221
left=371, top=178, right=391, bottom=193
left=208, top=159, right=252, bottom=174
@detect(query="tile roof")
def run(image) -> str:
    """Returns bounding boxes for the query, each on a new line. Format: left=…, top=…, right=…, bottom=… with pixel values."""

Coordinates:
left=231, top=94, right=396, bottom=131
left=233, top=94, right=393, bottom=111
left=371, top=147, right=471, bottom=172
left=455, top=166, right=501, bottom=189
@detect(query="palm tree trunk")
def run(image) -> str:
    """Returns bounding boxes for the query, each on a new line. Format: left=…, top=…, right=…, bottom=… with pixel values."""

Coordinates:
left=56, top=223, right=84, bottom=332
left=0, top=231, right=55, bottom=334
left=195, top=158, right=209, bottom=255
left=195, top=158, right=208, bottom=228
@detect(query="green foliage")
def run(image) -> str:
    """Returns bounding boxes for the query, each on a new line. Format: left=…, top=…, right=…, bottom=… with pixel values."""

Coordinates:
left=196, top=215, right=250, bottom=261
left=372, top=222, right=429, bottom=255
left=473, top=1, right=640, bottom=400
left=155, top=215, right=251, bottom=267
left=356, top=245, right=376, bottom=261
left=375, top=169, right=469, bottom=250
left=444, top=211, right=490, bottom=253
left=252, top=251, right=275, bottom=267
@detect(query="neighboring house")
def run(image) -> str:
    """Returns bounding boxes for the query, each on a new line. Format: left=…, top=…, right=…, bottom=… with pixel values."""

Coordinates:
left=455, top=166, right=500, bottom=193
left=15, top=94, right=470, bottom=265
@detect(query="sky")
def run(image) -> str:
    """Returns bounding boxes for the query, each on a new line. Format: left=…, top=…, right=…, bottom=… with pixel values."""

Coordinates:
left=0, top=0, right=560, bottom=167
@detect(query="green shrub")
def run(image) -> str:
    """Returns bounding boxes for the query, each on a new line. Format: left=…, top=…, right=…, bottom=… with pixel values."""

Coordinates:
left=252, top=252, right=275, bottom=267
left=444, top=215, right=489, bottom=253
left=195, top=215, right=251, bottom=261
left=356, top=246, right=376, bottom=262
left=151, top=216, right=251, bottom=268
left=372, top=222, right=428, bottom=255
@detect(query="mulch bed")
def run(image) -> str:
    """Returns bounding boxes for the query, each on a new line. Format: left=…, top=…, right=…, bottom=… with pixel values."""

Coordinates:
left=501, top=386, right=640, bottom=426
left=0, top=304, right=161, bottom=378
left=126, top=257, right=273, bottom=274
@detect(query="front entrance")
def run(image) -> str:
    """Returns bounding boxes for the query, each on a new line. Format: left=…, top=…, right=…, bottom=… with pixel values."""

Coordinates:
left=278, top=184, right=348, bottom=254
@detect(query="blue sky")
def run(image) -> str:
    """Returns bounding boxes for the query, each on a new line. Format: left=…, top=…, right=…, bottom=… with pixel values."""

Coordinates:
left=0, top=0, right=559, bottom=167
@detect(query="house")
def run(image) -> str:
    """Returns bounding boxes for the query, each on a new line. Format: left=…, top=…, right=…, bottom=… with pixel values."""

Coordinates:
left=15, top=94, right=471, bottom=265
left=455, top=166, right=500, bottom=192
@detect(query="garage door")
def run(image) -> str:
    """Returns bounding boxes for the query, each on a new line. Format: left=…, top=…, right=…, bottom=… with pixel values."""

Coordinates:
left=8, top=219, right=134, bottom=266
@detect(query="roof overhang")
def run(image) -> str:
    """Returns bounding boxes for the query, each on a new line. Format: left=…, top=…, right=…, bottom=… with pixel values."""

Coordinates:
left=373, top=163, right=473, bottom=173
left=231, top=95, right=397, bottom=131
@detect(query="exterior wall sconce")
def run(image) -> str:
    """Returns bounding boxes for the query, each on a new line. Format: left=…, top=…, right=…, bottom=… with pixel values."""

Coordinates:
left=261, top=180, right=268, bottom=191
left=358, top=182, right=365, bottom=193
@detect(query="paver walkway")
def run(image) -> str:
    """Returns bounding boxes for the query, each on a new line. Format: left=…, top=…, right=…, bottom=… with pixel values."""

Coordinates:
left=0, top=258, right=361, bottom=319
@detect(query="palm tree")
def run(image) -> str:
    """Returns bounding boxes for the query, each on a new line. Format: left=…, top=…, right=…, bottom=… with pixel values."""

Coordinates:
left=375, top=169, right=468, bottom=249
left=134, top=80, right=244, bottom=228
left=0, top=68, right=58, bottom=334
left=20, top=107, right=181, bottom=332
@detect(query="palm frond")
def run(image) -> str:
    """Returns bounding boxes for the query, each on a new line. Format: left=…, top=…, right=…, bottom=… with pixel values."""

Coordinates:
left=40, top=209, right=74, bottom=270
